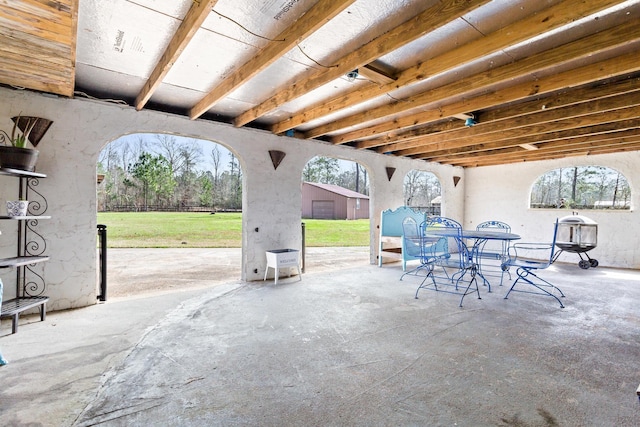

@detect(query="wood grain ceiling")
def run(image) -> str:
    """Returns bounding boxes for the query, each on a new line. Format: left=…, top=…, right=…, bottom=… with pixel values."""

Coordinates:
left=0, top=0, right=77, bottom=96
left=1, top=0, right=639, bottom=168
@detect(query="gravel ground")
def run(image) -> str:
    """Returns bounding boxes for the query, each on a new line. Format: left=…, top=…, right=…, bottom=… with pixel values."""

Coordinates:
left=105, top=247, right=371, bottom=299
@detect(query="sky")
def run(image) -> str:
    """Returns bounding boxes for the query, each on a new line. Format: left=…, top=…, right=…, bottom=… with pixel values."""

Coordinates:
left=108, top=132, right=356, bottom=173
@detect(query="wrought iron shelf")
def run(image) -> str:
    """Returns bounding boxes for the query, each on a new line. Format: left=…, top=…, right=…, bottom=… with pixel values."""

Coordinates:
left=0, top=215, right=51, bottom=220
left=0, top=168, right=47, bottom=179
left=0, top=256, right=49, bottom=268
left=0, top=170, right=49, bottom=306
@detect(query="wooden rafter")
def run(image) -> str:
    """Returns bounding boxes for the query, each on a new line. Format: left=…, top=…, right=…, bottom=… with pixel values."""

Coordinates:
left=0, top=0, right=77, bottom=96
left=447, top=136, right=640, bottom=167
left=233, top=0, right=492, bottom=128
left=332, top=48, right=640, bottom=147
left=416, top=118, right=640, bottom=160
left=135, top=0, right=219, bottom=111
left=308, top=17, right=640, bottom=141
left=271, top=0, right=624, bottom=135
left=386, top=89, right=640, bottom=155
left=357, top=76, right=640, bottom=151
left=433, top=131, right=640, bottom=165
left=189, top=0, right=356, bottom=120
left=404, top=105, right=640, bottom=160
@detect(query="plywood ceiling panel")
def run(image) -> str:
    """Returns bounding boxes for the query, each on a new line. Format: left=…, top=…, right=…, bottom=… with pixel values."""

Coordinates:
left=1, top=0, right=640, bottom=167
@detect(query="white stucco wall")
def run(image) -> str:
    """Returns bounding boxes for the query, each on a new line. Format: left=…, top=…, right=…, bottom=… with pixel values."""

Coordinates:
left=464, top=154, right=640, bottom=269
left=0, top=88, right=463, bottom=311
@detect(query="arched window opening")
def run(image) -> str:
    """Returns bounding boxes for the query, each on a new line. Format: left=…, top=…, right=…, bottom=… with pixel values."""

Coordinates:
left=96, top=133, right=243, bottom=299
left=302, top=156, right=370, bottom=196
left=530, top=166, right=631, bottom=210
left=403, top=170, right=442, bottom=215
left=300, top=155, right=370, bottom=270
left=98, top=133, right=241, bottom=212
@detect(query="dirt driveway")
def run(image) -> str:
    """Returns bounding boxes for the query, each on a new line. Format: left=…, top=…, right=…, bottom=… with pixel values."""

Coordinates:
left=105, top=247, right=371, bottom=299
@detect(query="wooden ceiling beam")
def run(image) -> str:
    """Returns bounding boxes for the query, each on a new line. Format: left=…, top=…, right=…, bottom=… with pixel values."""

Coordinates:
left=271, top=0, right=624, bottom=135
left=402, top=105, right=640, bottom=159
left=448, top=137, right=640, bottom=168
left=385, top=89, right=640, bottom=155
left=188, top=0, right=355, bottom=120
left=415, top=118, right=640, bottom=160
left=357, top=64, right=397, bottom=86
left=334, top=43, right=640, bottom=147
left=309, top=17, right=640, bottom=141
left=0, top=0, right=77, bottom=97
left=233, top=0, right=491, bottom=127
left=431, top=130, right=640, bottom=164
left=136, top=0, right=219, bottom=111
left=365, top=76, right=640, bottom=151
left=356, top=120, right=463, bottom=150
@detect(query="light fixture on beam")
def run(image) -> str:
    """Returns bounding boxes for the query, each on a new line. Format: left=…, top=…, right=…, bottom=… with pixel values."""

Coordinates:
left=346, top=69, right=359, bottom=82
left=519, top=143, right=539, bottom=151
left=452, top=113, right=476, bottom=127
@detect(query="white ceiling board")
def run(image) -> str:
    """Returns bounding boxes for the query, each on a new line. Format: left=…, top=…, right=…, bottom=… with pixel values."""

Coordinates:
left=74, top=63, right=145, bottom=101
left=162, top=28, right=258, bottom=93
left=276, top=74, right=370, bottom=114
left=221, top=53, right=319, bottom=107
left=501, top=1, right=640, bottom=62
left=294, top=0, right=435, bottom=67
left=149, top=84, right=206, bottom=110
left=76, top=0, right=181, bottom=79
left=126, top=0, right=191, bottom=19
left=376, top=18, right=482, bottom=72
left=295, top=92, right=394, bottom=132
left=462, top=0, right=564, bottom=35
left=204, top=0, right=320, bottom=48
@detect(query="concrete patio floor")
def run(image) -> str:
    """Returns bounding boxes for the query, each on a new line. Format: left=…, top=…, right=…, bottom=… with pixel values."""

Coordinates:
left=1, top=249, right=639, bottom=426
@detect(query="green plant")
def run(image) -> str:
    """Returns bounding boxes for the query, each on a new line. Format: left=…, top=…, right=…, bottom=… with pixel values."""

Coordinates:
left=1, top=113, right=38, bottom=148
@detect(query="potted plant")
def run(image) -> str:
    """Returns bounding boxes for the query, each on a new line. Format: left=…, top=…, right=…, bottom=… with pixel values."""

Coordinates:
left=0, top=114, right=52, bottom=172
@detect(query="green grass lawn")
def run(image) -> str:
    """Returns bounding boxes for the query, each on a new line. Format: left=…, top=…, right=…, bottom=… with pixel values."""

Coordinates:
left=97, top=212, right=370, bottom=248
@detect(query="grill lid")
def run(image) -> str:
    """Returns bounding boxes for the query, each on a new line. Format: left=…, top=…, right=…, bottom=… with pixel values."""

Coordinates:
left=558, top=214, right=597, bottom=225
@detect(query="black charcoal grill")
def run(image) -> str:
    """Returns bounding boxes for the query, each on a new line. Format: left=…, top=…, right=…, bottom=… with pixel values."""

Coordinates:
left=554, top=214, right=598, bottom=269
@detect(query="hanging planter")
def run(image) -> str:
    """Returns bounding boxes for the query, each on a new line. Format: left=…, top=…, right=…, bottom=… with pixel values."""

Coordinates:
left=0, top=146, right=39, bottom=171
left=0, top=114, right=52, bottom=172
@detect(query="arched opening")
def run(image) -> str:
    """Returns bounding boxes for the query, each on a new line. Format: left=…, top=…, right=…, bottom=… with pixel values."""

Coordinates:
left=300, top=155, right=370, bottom=271
left=403, top=169, right=442, bottom=216
left=530, top=165, right=631, bottom=210
left=96, top=133, right=244, bottom=299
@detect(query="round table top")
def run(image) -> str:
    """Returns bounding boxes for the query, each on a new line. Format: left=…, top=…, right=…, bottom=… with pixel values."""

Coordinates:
left=424, top=228, right=521, bottom=241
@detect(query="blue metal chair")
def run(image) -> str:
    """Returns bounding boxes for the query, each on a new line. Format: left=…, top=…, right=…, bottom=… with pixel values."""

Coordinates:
left=400, top=217, right=442, bottom=287
left=416, top=216, right=479, bottom=307
left=476, top=220, right=512, bottom=286
left=502, top=219, right=565, bottom=308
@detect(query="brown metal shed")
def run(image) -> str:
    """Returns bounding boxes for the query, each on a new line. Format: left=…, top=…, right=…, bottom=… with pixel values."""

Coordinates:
left=302, top=182, right=370, bottom=220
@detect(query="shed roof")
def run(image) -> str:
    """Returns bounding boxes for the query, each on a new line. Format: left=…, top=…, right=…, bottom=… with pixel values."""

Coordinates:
left=304, top=182, right=370, bottom=200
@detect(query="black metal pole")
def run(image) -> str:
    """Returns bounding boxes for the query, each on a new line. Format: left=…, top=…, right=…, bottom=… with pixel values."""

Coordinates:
left=301, top=222, right=306, bottom=273
left=97, top=224, right=107, bottom=301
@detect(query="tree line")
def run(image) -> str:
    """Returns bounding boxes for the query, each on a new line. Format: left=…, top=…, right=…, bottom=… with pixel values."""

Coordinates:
left=98, top=135, right=242, bottom=211
left=530, top=166, right=630, bottom=209
left=97, top=137, right=372, bottom=212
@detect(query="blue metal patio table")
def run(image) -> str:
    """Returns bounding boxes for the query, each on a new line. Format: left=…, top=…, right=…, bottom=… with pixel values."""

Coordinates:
left=425, top=228, right=521, bottom=294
